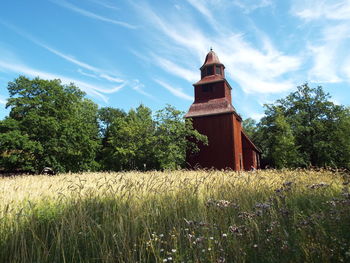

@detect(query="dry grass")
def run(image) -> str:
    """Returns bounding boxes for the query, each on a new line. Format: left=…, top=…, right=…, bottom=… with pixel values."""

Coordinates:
left=0, top=169, right=349, bottom=262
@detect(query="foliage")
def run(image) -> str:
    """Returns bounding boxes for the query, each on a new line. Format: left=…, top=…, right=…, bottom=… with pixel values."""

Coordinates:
left=0, top=76, right=100, bottom=173
left=107, top=104, right=157, bottom=170
left=0, top=76, right=206, bottom=173
left=1, top=169, right=350, bottom=262
left=249, top=83, right=350, bottom=169
left=154, top=105, right=208, bottom=170
left=99, top=105, right=207, bottom=170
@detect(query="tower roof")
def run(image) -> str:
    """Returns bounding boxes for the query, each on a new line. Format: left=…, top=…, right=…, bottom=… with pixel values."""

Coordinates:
left=200, top=49, right=223, bottom=69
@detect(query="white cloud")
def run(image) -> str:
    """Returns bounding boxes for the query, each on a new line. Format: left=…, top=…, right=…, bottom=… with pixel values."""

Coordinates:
left=249, top=112, right=264, bottom=121
left=0, top=61, right=125, bottom=102
left=88, top=0, right=119, bottom=11
left=343, top=58, right=350, bottom=80
left=185, top=0, right=221, bottom=30
left=2, top=22, right=125, bottom=84
left=307, top=24, right=350, bottom=83
left=154, top=79, right=192, bottom=101
left=50, top=0, right=136, bottom=29
left=233, top=0, right=273, bottom=13
left=0, top=95, right=7, bottom=105
left=130, top=79, right=155, bottom=99
left=307, top=44, right=341, bottom=83
left=153, top=55, right=198, bottom=83
left=293, top=0, right=350, bottom=21
left=134, top=3, right=302, bottom=94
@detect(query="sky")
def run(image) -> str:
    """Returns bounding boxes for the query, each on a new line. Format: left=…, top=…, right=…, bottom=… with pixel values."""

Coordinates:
left=0, top=0, right=350, bottom=121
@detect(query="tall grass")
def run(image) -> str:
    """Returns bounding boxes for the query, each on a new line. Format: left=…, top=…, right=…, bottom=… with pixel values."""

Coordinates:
left=1, top=169, right=349, bottom=262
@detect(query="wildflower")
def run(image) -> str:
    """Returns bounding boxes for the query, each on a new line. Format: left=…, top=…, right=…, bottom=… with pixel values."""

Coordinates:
left=217, top=256, right=226, bottom=263
left=255, top=202, right=271, bottom=210
left=229, top=225, right=246, bottom=236
left=283, top=181, right=293, bottom=187
left=210, top=236, right=214, bottom=240
left=279, top=208, right=290, bottom=216
left=308, top=182, right=329, bottom=189
left=171, top=249, right=176, bottom=253
left=238, top=212, right=255, bottom=219
left=206, top=199, right=240, bottom=209
left=196, top=237, right=205, bottom=243
left=167, top=257, right=173, bottom=261
left=163, top=259, right=168, bottom=262
left=253, top=244, right=258, bottom=248
left=184, top=218, right=194, bottom=226
left=222, top=233, right=227, bottom=237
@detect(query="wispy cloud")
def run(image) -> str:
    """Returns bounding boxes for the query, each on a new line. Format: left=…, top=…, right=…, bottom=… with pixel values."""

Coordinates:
left=249, top=112, right=265, bottom=121
left=307, top=24, right=350, bottom=83
left=154, top=79, right=192, bottom=101
left=1, top=21, right=125, bottom=84
left=0, top=60, right=125, bottom=102
left=88, top=0, right=119, bottom=11
left=153, top=55, right=198, bottom=83
left=233, top=0, right=273, bottom=13
left=185, top=0, right=221, bottom=31
left=0, top=95, right=7, bottom=106
left=50, top=0, right=136, bottom=29
left=135, top=3, right=301, bottom=94
left=292, top=0, right=350, bottom=21
left=130, top=79, right=156, bottom=100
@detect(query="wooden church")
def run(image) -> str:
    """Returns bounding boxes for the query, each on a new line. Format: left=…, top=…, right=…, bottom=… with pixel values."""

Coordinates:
left=185, top=49, right=261, bottom=170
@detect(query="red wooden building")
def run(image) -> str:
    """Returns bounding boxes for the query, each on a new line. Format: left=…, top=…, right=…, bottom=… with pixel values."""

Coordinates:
left=185, top=49, right=261, bottom=170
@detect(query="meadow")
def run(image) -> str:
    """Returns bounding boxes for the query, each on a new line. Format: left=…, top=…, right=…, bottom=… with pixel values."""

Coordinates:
left=0, top=169, right=349, bottom=263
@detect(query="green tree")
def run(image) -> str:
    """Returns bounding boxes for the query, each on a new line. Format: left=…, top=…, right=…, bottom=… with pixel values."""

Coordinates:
left=259, top=107, right=301, bottom=168
left=243, top=118, right=258, bottom=140
left=97, top=107, right=126, bottom=170
left=255, top=83, right=350, bottom=169
left=101, top=104, right=208, bottom=171
left=107, top=105, right=157, bottom=170
left=1, top=76, right=100, bottom=173
left=154, top=105, right=208, bottom=170
left=0, top=118, right=42, bottom=172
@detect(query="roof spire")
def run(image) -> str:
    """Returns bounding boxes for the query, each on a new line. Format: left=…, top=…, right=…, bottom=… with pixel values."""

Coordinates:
left=200, top=49, right=223, bottom=69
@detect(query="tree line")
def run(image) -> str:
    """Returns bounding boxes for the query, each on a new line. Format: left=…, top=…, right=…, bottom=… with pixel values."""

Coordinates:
left=1, top=77, right=349, bottom=173
left=0, top=76, right=207, bottom=173
left=243, top=84, right=350, bottom=169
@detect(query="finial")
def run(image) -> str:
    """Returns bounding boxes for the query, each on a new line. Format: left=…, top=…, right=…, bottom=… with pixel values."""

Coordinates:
left=210, top=47, right=213, bottom=51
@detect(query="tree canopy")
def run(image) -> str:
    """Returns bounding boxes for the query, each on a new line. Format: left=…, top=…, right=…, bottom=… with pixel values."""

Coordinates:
left=1, top=76, right=100, bottom=173
left=245, top=83, right=350, bottom=169
left=0, top=76, right=207, bottom=173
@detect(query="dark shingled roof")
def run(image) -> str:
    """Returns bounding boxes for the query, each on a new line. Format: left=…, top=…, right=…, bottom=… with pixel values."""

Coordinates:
left=185, top=98, right=236, bottom=118
left=193, top=74, right=225, bottom=86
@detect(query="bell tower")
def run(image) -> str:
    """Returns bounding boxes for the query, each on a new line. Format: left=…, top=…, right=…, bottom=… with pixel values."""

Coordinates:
left=185, top=49, right=245, bottom=170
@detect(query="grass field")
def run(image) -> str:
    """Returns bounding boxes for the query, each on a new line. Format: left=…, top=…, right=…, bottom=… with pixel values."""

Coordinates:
left=1, top=169, right=350, bottom=262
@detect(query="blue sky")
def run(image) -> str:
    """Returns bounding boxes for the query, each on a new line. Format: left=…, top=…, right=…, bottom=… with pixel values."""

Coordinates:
left=1, top=0, right=349, bottom=121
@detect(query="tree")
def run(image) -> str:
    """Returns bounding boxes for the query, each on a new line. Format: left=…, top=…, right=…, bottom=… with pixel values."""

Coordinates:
left=259, top=107, right=302, bottom=168
left=254, top=83, right=350, bottom=169
left=106, top=105, right=157, bottom=170
left=1, top=76, right=100, bottom=173
left=243, top=118, right=258, bottom=140
left=154, top=105, right=207, bottom=170
left=100, top=104, right=208, bottom=171
left=97, top=107, right=126, bottom=170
